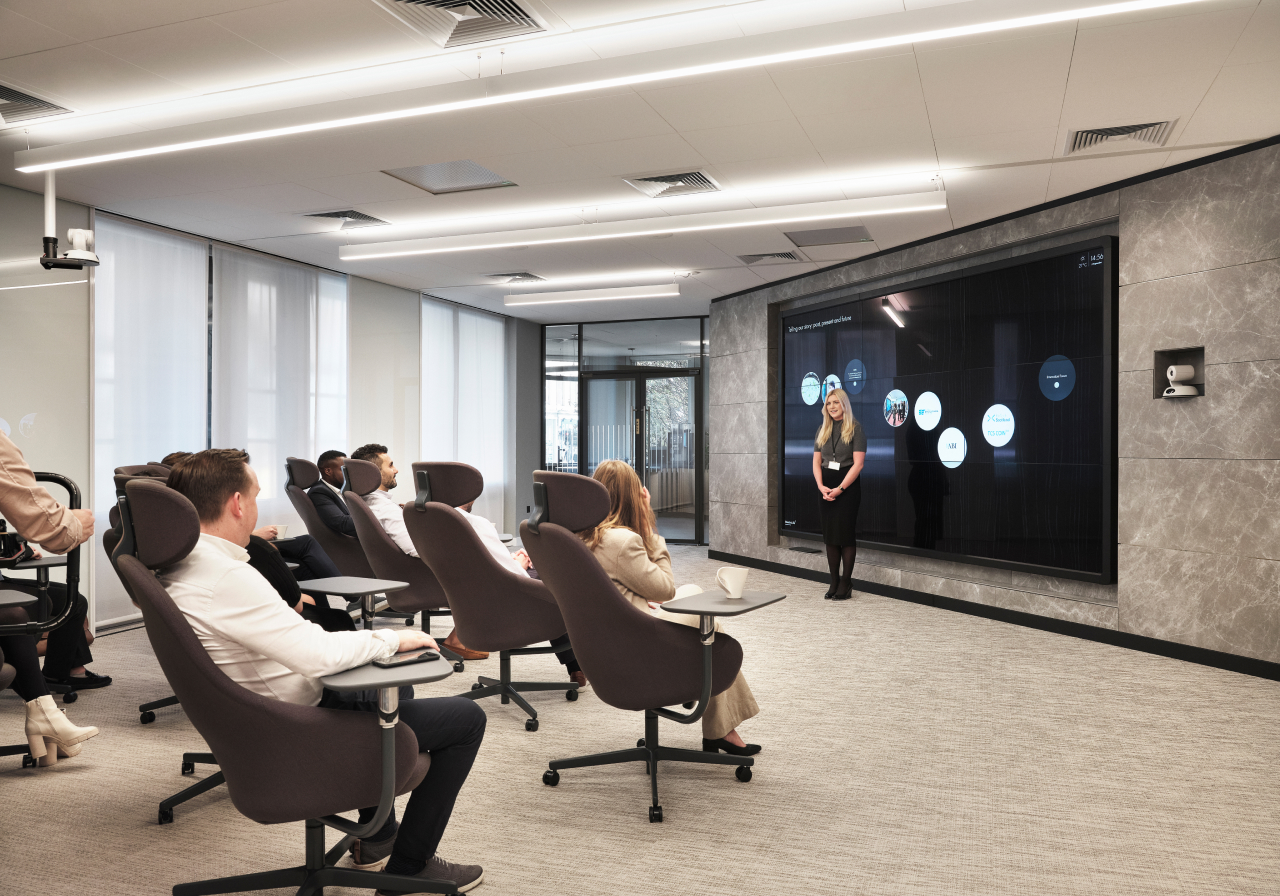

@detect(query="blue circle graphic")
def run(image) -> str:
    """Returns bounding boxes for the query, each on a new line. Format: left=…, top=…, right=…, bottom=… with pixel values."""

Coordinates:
left=843, top=359, right=867, bottom=395
left=1039, top=355, right=1076, bottom=401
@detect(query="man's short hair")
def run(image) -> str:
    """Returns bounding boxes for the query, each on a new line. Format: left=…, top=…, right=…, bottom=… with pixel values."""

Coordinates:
left=350, top=444, right=388, bottom=464
left=161, top=451, right=192, bottom=467
left=317, top=449, right=346, bottom=467
left=168, top=449, right=252, bottom=523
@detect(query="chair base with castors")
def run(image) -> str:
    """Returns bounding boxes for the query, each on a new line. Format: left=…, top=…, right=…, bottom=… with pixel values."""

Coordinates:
left=159, top=752, right=224, bottom=824
left=0, top=741, right=36, bottom=768
left=542, top=708, right=752, bottom=821
left=139, top=692, right=180, bottom=723
left=461, top=645, right=579, bottom=730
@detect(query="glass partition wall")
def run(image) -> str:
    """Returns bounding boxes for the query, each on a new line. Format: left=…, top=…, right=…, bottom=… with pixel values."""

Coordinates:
left=542, top=317, right=707, bottom=544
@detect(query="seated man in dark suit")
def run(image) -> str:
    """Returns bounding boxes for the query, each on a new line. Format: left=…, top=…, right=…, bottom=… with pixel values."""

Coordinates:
left=308, top=449, right=355, bottom=537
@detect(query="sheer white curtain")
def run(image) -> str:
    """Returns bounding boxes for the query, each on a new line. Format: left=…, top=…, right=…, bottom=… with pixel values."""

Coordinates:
left=213, top=247, right=347, bottom=529
left=93, top=216, right=208, bottom=623
left=421, top=297, right=507, bottom=524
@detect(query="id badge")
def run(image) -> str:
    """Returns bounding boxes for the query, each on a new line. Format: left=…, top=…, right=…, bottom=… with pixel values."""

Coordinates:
left=827, top=461, right=841, bottom=471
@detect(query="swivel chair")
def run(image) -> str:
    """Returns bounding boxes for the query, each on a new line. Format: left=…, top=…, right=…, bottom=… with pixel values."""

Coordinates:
left=521, top=471, right=751, bottom=822
left=118, top=479, right=453, bottom=896
left=403, top=462, right=578, bottom=731
left=284, top=457, right=375, bottom=578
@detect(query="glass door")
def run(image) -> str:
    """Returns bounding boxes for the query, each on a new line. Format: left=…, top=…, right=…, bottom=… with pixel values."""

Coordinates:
left=585, top=377, right=636, bottom=473
left=642, top=375, right=697, bottom=542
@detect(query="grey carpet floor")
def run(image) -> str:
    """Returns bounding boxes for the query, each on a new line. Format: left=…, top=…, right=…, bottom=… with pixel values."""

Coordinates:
left=2, top=547, right=1277, bottom=895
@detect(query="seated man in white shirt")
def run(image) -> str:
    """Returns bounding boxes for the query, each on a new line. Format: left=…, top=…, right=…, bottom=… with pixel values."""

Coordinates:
left=160, top=449, right=486, bottom=894
left=348, top=443, right=488, bottom=662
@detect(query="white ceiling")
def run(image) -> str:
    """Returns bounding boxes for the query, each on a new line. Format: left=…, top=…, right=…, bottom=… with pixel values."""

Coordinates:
left=2, top=0, right=1277, bottom=323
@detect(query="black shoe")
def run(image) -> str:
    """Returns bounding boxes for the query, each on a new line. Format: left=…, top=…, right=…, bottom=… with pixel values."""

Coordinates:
left=703, top=737, right=761, bottom=756
left=377, top=855, right=484, bottom=895
left=45, top=669, right=112, bottom=690
left=830, top=588, right=855, bottom=601
left=823, top=588, right=836, bottom=599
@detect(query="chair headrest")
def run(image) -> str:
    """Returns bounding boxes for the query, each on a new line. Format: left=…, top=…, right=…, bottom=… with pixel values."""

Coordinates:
left=114, top=468, right=169, bottom=498
left=285, top=457, right=320, bottom=490
left=114, top=464, right=169, bottom=478
left=531, top=471, right=611, bottom=532
left=108, top=504, right=121, bottom=530
left=411, top=462, right=482, bottom=510
left=124, top=480, right=201, bottom=569
left=342, top=458, right=382, bottom=497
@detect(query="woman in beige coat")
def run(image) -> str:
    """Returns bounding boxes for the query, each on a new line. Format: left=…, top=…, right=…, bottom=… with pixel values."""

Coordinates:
left=581, top=460, right=760, bottom=756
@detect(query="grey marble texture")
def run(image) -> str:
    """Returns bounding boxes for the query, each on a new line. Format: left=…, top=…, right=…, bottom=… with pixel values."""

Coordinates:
left=709, top=452, right=770, bottom=507
left=1118, top=543, right=1280, bottom=664
left=1009, top=571, right=1119, bottom=607
left=709, top=292, right=769, bottom=358
left=1118, top=457, right=1280, bottom=561
left=1118, top=258, right=1280, bottom=372
left=898, top=571, right=1119, bottom=629
left=1119, top=142, right=1280, bottom=285
left=1119, top=362, right=1280, bottom=460
left=709, top=500, right=770, bottom=558
left=709, top=401, right=769, bottom=455
left=708, top=348, right=769, bottom=407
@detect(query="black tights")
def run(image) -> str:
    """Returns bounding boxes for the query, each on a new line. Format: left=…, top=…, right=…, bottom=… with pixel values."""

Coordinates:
left=825, top=543, right=857, bottom=594
left=0, top=606, right=50, bottom=701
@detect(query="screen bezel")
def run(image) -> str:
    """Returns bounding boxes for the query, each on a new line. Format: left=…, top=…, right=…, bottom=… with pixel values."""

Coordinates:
left=775, top=236, right=1117, bottom=585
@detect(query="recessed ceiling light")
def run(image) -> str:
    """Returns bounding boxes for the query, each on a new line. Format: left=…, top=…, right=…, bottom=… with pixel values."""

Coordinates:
left=15, top=0, right=1213, bottom=172
left=504, top=283, right=680, bottom=306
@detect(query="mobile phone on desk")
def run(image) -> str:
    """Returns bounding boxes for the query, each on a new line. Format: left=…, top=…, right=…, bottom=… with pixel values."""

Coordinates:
left=373, top=649, right=441, bottom=669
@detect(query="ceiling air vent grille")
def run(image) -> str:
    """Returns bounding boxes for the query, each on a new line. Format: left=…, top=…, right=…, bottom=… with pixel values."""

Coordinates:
left=384, top=159, right=516, bottom=194
left=739, top=252, right=801, bottom=264
left=487, top=272, right=544, bottom=283
left=0, top=85, right=70, bottom=125
left=623, top=171, right=720, bottom=199
left=1066, top=121, right=1174, bottom=155
left=784, top=225, right=872, bottom=248
left=372, top=0, right=544, bottom=47
left=306, top=210, right=389, bottom=229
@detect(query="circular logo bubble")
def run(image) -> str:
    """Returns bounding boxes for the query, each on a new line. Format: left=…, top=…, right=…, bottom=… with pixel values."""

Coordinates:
left=1039, top=354, right=1076, bottom=401
left=821, top=374, right=842, bottom=402
left=843, top=359, right=867, bottom=395
left=801, top=372, right=821, bottom=406
left=982, top=404, right=1015, bottom=447
left=915, top=391, right=941, bottom=431
left=937, top=427, right=967, bottom=468
left=883, top=389, right=909, bottom=427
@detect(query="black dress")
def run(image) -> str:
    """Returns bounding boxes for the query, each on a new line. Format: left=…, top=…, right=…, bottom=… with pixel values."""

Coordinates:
left=816, top=423, right=866, bottom=546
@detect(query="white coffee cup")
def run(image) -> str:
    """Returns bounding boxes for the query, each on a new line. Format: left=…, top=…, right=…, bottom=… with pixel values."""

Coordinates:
left=716, top=566, right=748, bottom=600
left=273, top=524, right=288, bottom=539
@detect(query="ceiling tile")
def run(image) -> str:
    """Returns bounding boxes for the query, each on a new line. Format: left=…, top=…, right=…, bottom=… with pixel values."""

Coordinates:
left=198, top=182, right=350, bottom=215
left=733, top=0, right=901, bottom=35
left=769, top=53, right=923, bottom=119
left=690, top=266, right=766, bottom=295
left=680, top=118, right=817, bottom=165
left=941, top=165, right=1051, bottom=229
left=0, top=43, right=188, bottom=112
left=520, top=93, right=674, bottom=145
left=700, top=226, right=797, bottom=256
left=800, top=241, right=882, bottom=263
left=570, top=133, right=707, bottom=176
left=925, top=88, right=1068, bottom=139
left=858, top=205, right=952, bottom=250
left=710, top=151, right=830, bottom=187
left=467, top=148, right=608, bottom=186
left=1176, top=60, right=1280, bottom=145
left=935, top=128, right=1058, bottom=169
left=547, top=0, right=728, bottom=30
left=89, top=19, right=299, bottom=93
left=1226, top=0, right=1280, bottom=65
left=0, top=0, right=276, bottom=43
left=638, top=71, right=794, bottom=131
left=1044, top=152, right=1170, bottom=201
left=0, top=7, right=77, bottom=58
left=296, top=171, right=432, bottom=205
left=799, top=103, right=934, bottom=155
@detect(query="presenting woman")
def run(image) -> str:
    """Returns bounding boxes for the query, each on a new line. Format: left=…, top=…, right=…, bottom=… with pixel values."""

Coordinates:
left=812, top=388, right=866, bottom=600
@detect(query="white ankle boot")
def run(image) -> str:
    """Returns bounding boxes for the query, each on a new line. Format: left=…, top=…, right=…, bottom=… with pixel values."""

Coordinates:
left=25, top=694, right=98, bottom=767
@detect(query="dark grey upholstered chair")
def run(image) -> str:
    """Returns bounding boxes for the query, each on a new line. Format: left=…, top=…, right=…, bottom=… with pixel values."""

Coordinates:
left=119, top=479, right=450, bottom=896
left=284, top=457, right=376, bottom=579
left=0, top=647, right=13, bottom=690
left=340, top=459, right=468, bottom=672
left=521, top=471, right=750, bottom=822
left=403, top=462, right=579, bottom=731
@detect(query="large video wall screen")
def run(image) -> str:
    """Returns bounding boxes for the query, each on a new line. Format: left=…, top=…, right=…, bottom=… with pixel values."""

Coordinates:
left=779, top=239, right=1116, bottom=582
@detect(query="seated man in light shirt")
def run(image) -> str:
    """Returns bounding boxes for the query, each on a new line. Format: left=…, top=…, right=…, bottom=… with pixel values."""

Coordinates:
left=159, top=449, right=486, bottom=894
left=348, top=444, right=487, bottom=662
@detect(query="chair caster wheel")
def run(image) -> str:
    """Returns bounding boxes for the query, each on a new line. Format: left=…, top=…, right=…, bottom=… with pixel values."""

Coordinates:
left=181, top=762, right=195, bottom=775
left=140, top=711, right=156, bottom=724
left=470, top=682, right=483, bottom=691
left=649, top=806, right=663, bottom=823
left=404, top=617, right=414, bottom=626
left=22, top=754, right=36, bottom=768
left=566, top=688, right=578, bottom=701
left=735, top=765, right=752, bottom=782
left=525, top=718, right=539, bottom=732
left=159, top=808, right=174, bottom=825
left=542, top=769, right=559, bottom=786
left=62, top=691, right=77, bottom=704
left=636, top=738, right=645, bottom=748
left=682, top=701, right=694, bottom=709
left=453, top=661, right=465, bottom=673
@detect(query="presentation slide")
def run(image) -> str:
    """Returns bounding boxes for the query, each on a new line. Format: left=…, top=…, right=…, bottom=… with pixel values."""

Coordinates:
left=779, top=240, right=1114, bottom=580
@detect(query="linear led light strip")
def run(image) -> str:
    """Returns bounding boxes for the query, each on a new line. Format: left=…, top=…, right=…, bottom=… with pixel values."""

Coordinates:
left=15, top=0, right=1210, bottom=173
left=0, top=280, right=87, bottom=291
left=340, top=194, right=945, bottom=260
left=505, top=284, right=680, bottom=306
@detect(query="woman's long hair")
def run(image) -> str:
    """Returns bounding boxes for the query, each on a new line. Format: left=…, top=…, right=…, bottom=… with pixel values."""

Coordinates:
left=816, top=388, right=856, bottom=447
left=580, top=459, right=658, bottom=553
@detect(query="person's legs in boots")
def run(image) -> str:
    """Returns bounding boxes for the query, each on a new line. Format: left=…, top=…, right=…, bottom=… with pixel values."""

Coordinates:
left=824, top=544, right=841, bottom=598
left=832, top=544, right=857, bottom=600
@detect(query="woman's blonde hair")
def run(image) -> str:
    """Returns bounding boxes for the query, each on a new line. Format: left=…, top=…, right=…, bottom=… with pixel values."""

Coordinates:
left=817, top=388, right=856, bottom=447
left=580, top=459, right=658, bottom=553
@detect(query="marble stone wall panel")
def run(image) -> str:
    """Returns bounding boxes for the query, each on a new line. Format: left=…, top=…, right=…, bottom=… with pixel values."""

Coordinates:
left=898, top=571, right=1119, bottom=629
left=1119, top=143, right=1280, bottom=285
left=709, top=500, right=770, bottom=559
left=709, top=402, right=769, bottom=455
left=873, top=550, right=1014, bottom=588
left=708, top=348, right=769, bottom=407
left=1118, top=458, right=1280, bottom=561
left=709, top=452, right=769, bottom=507
left=1118, top=259, right=1280, bottom=372
left=1119, top=362, right=1280, bottom=460
left=709, top=292, right=769, bottom=358
left=1118, top=543, right=1280, bottom=664
left=1008, top=572, right=1119, bottom=607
